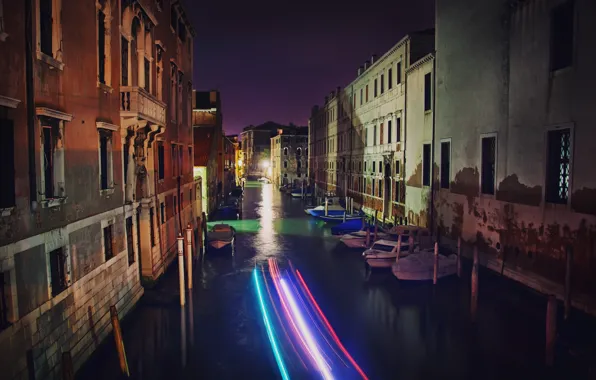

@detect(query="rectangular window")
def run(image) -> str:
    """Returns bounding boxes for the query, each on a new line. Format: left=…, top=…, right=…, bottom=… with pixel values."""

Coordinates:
left=126, top=217, right=135, bottom=265
left=395, top=160, right=400, bottom=175
left=481, top=136, right=496, bottom=195
left=388, top=69, right=393, bottom=90
left=372, top=178, right=375, bottom=196
left=99, top=130, right=113, bottom=190
left=170, top=5, right=177, bottom=31
left=144, top=58, right=150, bottom=92
left=550, top=1, right=574, bottom=71
left=396, top=62, right=402, bottom=84
left=440, top=141, right=451, bottom=189
left=178, top=20, right=187, bottom=42
left=374, top=79, right=378, bottom=97
left=49, top=248, right=67, bottom=297
left=178, top=144, right=183, bottom=176
left=546, top=128, right=571, bottom=204
left=158, top=142, right=165, bottom=180
left=423, top=143, right=431, bottom=187
left=0, top=271, right=12, bottom=330
left=42, top=123, right=62, bottom=198
left=424, top=73, right=432, bottom=111
left=0, top=119, right=15, bottom=208
left=394, top=181, right=400, bottom=202
left=387, top=120, right=393, bottom=144
left=365, top=85, right=369, bottom=102
left=380, top=74, right=385, bottom=94
left=149, top=207, right=156, bottom=247
left=160, top=202, right=165, bottom=224
left=373, top=125, right=377, bottom=146
left=379, top=161, right=382, bottom=174
left=360, top=88, right=363, bottom=105
left=123, top=140, right=129, bottom=185
left=103, top=225, right=114, bottom=261
left=396, top=117, right=401, bottom=142
left=39, top=0, right=53, bottom=56
left=372, top=161, right=376, bottom=173
left=121, top=37, right=129, bottom=86
left=98, top=10, right=106, bottom=84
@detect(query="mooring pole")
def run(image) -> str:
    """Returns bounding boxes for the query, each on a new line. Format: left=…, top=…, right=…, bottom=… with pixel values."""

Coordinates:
left=178, top=234, right=186, bottom=306
left=110, top=305, right=129, bottom=377
left=433, top=241, right=439, bottom=285
left=545, top=294, right=557, bottom=366
left=471, top=246, right=479, bottom=321
left=186, top=224, right=193, bottom=289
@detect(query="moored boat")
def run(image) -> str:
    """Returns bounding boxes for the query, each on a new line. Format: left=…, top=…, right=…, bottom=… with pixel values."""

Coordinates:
left=206, top=224, right=236, bottom=251
left=304, top=204, right=345, bottom=217
left=392, top=249, right=457, bottom=280
left=362, top=236, right=413, bottom=268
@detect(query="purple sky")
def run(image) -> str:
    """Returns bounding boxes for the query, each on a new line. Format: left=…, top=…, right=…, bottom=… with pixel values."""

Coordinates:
left=187, top=0, right=434, bottom=135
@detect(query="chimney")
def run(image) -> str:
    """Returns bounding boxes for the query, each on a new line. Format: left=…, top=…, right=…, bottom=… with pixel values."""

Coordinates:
left=331, top=90, right=335, bottom=98
left=357, top=66, right=363, bottom=76
left=363, top=60, right=369, bottom=70
left=371, top=54, right=377, bottom=65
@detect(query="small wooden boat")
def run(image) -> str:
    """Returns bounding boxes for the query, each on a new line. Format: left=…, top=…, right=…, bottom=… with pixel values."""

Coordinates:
left=362, top=236, right=413, bottom=268
left=315, top=212, right=364, bottom=223
left=207, top=224, right=235, bottom=250
left=331, top=219, right=371, bottom=236
left=340, top=230, right=388, bottom=248
left=304, top=204, right=345, bottom=217
left=392, top=249, right=457, bottom=280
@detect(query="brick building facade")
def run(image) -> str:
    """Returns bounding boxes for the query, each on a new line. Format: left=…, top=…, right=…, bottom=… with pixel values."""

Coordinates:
left=0, top=0, right=196, bottom=378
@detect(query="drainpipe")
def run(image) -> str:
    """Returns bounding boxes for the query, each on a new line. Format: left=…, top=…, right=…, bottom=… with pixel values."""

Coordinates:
left=25, top=0, right=37, bottom=207
left=429, top=54, right=437, bottom=235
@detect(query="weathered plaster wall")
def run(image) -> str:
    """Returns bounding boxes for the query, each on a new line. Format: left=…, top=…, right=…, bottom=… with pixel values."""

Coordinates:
left=405, top=56, right=434, bottom=228
left=435, top=0, right=596, bottom=295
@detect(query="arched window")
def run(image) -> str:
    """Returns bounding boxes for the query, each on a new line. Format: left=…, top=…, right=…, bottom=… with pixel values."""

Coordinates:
left=296, top=147, right=301, bottom=156
left=284, top=160, right=288, bottom=169
left=297, top=161, right=302, bottom=169
left=283, top=147, right=288, bottom=156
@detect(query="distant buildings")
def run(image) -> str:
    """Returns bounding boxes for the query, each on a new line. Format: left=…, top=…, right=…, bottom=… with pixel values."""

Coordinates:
left=192, top=90, right=223, bottom=217
left=0, top=0, right=196, bottom=378
left=240, top=121, right=306, bottom=176
left=270, top=128, right=309, bottom=187
left=309, top=0, right=596, bottom=306
left=224, top=135, right=239, bottom=194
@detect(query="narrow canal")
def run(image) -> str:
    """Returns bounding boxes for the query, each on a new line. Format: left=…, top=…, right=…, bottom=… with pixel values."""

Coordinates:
left=78, top=181, right=596, bottom=379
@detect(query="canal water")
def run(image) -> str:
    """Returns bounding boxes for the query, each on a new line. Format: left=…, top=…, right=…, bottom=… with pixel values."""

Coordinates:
left=78, top=182, right=596, bottom=379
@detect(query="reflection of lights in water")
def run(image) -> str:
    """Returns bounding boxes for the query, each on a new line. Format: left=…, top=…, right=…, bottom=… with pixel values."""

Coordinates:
left=255, top=184, right=277, bottom=261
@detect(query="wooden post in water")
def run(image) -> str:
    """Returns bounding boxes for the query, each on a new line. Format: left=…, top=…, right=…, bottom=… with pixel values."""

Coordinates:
left=201, top=212, right=208, bottom=249
left=197, top=216, right=203, bottom=256
left=110, top=305, right=130, bottom=377
left=373, top=222, right=378, bottom=242
left=365, top=228, right=371, bottom=247
left=408, top=235, right=414, bottom=254
left=186, top=225, right=193, bottom=289
left=457, top=236, right=462, bottom=278
left=433, top=241, right=439, bottom=285
left=325, top=198, right=329, bottom=216
left=546, top=295, right=557, bottom=366
left=178, top=234, right=186, bottom=306
left=395, top=235, right=402, bottom=266
left=343, top=211, right=346, bottom=222
left=564, top=245, right=573, bottom=320
left=61, top=352, right=74, bottom=380
left=471, top=246, right=479, bottom=321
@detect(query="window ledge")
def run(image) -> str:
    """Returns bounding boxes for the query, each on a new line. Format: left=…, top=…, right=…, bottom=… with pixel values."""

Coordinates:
left=36, top=51, right=65, bottom=71
left=97, top=82, right=114, bottom=94
left=100, top=188, right=115, bottom=196
left=0, top=32, right=8, bottom=42
left=0, top=207, right=14, bottom=217
left=41, top=197, right=67, bottom=208
left=424, top=109, right=432, bottom=115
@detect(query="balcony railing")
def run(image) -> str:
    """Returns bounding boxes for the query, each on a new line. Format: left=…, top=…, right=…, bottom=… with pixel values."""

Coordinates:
left=120, top=86, right=166, bottom=126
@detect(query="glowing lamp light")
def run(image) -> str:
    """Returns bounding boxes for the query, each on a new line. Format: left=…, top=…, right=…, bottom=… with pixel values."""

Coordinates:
left=262, top=160, right=270, bottom=168
left=237, top=159, right=243, bottom=167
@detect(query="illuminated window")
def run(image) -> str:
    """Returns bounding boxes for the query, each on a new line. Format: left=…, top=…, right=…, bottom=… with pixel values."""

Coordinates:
left=546, top=128, right=571, bottom=204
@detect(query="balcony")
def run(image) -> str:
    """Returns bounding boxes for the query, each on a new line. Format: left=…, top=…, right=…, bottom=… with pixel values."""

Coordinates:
left=120, top=86, right=166, bottom=126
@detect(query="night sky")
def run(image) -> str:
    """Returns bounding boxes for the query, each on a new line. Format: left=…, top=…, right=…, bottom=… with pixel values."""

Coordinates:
left=187, top=0, right=435, bottom=135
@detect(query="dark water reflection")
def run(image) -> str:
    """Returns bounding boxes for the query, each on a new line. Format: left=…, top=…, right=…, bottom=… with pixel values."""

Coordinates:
left=78, top=182, right=596, bottom=379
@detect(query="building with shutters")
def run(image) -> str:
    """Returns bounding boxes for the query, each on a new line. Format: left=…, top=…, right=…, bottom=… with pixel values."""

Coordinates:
left=0, top=0, right=196, bottom=378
